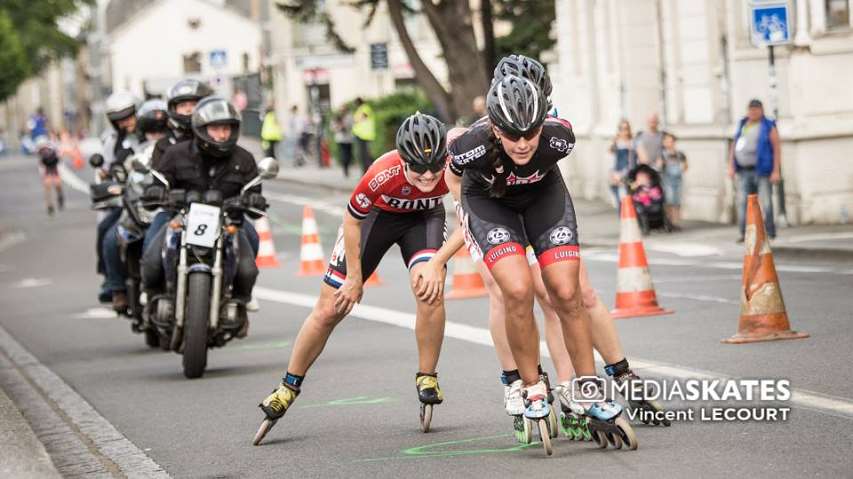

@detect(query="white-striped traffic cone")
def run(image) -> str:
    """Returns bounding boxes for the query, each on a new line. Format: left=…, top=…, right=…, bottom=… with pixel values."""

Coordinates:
left=298, top=206, right=325, bottom=276
left=255, top=216, right=280, bottom=268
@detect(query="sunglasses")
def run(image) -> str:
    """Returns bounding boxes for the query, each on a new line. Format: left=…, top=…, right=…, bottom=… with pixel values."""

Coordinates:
left=406, top=162, right=445, bottom=174
left=497, top=126, right=542, bottom=142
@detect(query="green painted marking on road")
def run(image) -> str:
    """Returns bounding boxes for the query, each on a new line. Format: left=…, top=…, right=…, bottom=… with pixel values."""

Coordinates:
left=228, top=340, right=290, bottom=352
left=300, top=395, right=396, bottom=408
left=354, top=434, right=538, bottom=462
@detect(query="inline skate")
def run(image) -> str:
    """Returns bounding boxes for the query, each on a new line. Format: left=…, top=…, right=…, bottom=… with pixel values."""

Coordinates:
left=606, top=359, right=671, bottom=427
left=416, top=373, right=443, bottom=432
left=253, top=382, right=300, bottom=446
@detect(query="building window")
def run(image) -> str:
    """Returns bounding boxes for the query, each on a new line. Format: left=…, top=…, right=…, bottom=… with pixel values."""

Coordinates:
left=183, top=52, right=202, bottom=74
left=826, top=0, right=851, bottom=30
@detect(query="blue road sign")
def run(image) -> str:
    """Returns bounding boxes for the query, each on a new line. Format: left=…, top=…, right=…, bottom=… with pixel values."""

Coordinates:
left=209, top=49, right=228, bottom=70
left=750, top=3, right=791, bottom=46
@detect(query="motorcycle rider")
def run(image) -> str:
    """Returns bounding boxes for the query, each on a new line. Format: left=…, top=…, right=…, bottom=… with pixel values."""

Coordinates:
left=142, top=79, right=215, bottom=255
left=95, top=92, right=140, bottom=303
left=102, top=99, right=170, bottom=312
left=141, top=97, right=266, bottom=330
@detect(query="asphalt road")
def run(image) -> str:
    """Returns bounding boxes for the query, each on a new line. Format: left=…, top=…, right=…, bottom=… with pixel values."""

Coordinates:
left=1, top=156, right=852, bottom=478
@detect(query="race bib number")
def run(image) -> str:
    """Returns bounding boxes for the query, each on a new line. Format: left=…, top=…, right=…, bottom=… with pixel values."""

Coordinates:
left=185, top=203, right=221, bottom=248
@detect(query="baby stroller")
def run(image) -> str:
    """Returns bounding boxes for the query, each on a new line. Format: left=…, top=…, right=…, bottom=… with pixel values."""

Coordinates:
left=625, top=164, right=672, bottom=234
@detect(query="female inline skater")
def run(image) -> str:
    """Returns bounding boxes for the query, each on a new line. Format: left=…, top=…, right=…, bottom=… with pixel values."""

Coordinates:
left=254, top=113, right=464, bottom=445
left=446, top=74, right=636, bottom=454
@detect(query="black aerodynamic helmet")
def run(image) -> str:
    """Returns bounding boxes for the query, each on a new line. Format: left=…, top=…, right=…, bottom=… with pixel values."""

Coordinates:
left=191, top=96, right=241, bottom=158
left=167, top=79, right=214, bottom=132
left=136, top=99, right=169, bottom=136
left=395, top=112, right=447, bottom=173
left=486, top=74, right=547, bottom=138
left=493, top=54, right=553, bottom=103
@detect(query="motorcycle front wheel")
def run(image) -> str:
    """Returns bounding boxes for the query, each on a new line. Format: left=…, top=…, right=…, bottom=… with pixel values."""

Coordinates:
left=182, top=272, right=210, bottom=379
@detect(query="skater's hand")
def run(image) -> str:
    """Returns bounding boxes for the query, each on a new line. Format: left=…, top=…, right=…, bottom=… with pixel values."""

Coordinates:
left=334, top=278, right=363, bottom=315
left=413, top=260, right=444, bottom=305
left=770, top=170, right=781, bottom=184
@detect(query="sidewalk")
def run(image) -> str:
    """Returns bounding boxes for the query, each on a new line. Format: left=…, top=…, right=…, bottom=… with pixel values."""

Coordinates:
left=241, top=137, right=853, bottom=260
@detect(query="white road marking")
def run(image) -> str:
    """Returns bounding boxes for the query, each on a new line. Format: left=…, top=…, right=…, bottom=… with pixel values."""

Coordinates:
left=58, top=163, right=90, bottom=194
left=72, top=307, right=117, bottom=319
left=0, top=323, right=170, bottom=477
left=654, top=275, right=741, bottom=283
left=645, top=242, right=723, bottom=257
left=657, top=292, right=739, bottom=305
left=14, top=278, right=52, bottom=288
left=0, top=231, right=26, bottom=253
left=254, top=285, right=853, bottom=420
left=777, top=232, right=853, bottom=243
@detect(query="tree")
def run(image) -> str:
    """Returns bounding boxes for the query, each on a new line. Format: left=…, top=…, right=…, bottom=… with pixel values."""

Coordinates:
left=492, top=0, right=556, bottom=61
left=0, top=11, right=28, bottom=101
left=0, top=0, right=92, bottom=101
left=277, top=0, right=489, bottom=122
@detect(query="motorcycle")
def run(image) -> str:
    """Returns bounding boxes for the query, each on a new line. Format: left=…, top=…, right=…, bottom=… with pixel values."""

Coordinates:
left=89, top=150, right=161, bottom=348
left=143, top=157, right=279, bottom=378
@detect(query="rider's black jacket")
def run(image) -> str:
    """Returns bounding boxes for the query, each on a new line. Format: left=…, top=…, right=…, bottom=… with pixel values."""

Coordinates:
left=156, top=140, right=261, bottom=200
left=151, top=132, right=183, bottom=171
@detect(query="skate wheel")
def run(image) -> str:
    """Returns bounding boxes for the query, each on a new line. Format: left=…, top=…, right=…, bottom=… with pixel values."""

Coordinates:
left=547, top=402, right=560, bottom=439
left=537, top=419, right=553, bottom=456
left=420, top=404, right=432, bottom=433
left=253, top=419, right=276, bottom=446
left=513, top=416, right=533, bottom=444
left=615, top=416, right=639, bottom=450
left=594, top=430, right=608, bottom=449
left=606, top=431, right=623, bottom=449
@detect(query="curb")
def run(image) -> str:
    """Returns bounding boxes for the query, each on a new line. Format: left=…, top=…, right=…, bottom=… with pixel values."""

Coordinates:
left=0, top=366, right=61, bottom=479
left=273, top=173, right=356, bottom=194
left=772, top=245, right=853, bottom=261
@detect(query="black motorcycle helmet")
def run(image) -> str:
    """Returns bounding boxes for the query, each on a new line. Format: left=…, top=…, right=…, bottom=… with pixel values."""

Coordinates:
left=493, top=54, right=553, bottom=108
left=167, top=79, right=214, bottom=134
left=486, top=74, right=547, bottom=138
left=395, top=112, right=447, bottom=174
left=191, top=96, right=241, bottom=158
left=136, top=99, right=169, bottom=137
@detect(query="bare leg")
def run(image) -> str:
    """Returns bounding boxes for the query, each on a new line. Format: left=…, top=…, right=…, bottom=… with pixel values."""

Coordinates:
left=479, top=261, right=516, bottom=371
left=286, top=283, right=348, bottom=375
left=539, top=260, right=595, bottom=377
left=579, top=260, right=625, bottom=365
left=409, top=262, right=446, bottom=373
left=489, top=255, right=539, bottom=385
left=530, top=262, right=576, bottom=383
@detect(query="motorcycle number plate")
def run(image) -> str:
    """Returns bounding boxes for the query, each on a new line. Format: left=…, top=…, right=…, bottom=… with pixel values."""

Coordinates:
left=185, top=203, right=221, bottom=248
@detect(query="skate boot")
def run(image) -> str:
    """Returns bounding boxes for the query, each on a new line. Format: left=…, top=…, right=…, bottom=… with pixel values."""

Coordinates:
left=504, top=379, right=525, bottom=416
left=571, top=377, right=638, bottom=450
left=520, top=380, right=553, bottom=455
left=253, top=383, right=299, bottom=445
left=606, top=359, right=670, bottom=426
left=417, top=373, right=442, bottom=432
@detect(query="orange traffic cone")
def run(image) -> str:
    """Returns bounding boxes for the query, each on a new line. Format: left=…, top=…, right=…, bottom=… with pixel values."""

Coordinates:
left=298, top=206, right=326, bottom=276
left=722, top=194, right=808, bottom=344
left=254, top=216, right=280, bottom=268
left=610, top=196, right=673, bottom=318
left=447, top=247, right=488, bottom=299
left=364, top=270, right=383, bottom=287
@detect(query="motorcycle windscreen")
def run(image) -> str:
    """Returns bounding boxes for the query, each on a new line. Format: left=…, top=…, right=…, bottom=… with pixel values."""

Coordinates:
left=185, top=203, right=221, bottom=248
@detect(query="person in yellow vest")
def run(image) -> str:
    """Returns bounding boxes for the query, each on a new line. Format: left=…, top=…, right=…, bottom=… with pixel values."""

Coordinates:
left=351, top=97, right=376, bottom=172
left=261, top=103, right=283, bottom=159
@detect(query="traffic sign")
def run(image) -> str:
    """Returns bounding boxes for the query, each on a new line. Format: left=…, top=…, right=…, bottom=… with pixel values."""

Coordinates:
left=750, top=2, right=791, bottom=46
left=209, top=49, right=228, bottom=70
left=370, top=43, right=388, bottom=70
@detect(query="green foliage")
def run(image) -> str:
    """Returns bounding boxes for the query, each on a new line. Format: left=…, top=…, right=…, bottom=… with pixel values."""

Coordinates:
left=0, top=11, right=28, bottom=101
left=275, top=0, right=356, bottom=53
left=366, top=90, right=434, bottom=157
left=0, top=0, right=93, bottom=101
left=493, top=0, right=556, bottom=63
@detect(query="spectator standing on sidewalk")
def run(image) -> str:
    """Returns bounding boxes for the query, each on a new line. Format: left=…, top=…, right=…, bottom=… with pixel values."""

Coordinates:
left=729, top=99, right=781, bottom=242
left=351, top=97, right=376, bottom=173
left=333, top=106, right=354, bottom=177
left=261, top=103, right=283, bottom=159
left=658, top=132, right=688, bottom=230
left=635, top=113, right=663, bottom=169
left=609, top=119, right=637, bottom=213
left=28, top=107, right=48, bottom=142
left=288, top=105, right=307, bottom=167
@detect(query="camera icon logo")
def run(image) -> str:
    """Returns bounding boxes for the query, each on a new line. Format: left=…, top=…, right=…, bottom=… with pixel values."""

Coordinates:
left=570, top=376, right=605, bottom=403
